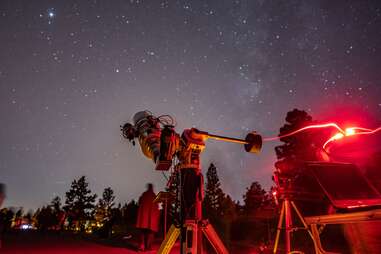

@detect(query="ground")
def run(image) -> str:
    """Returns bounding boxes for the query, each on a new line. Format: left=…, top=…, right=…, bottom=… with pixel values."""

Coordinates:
left=0, top=231, right=260, bottom=254
left=1, top=231, right=160, bottom=254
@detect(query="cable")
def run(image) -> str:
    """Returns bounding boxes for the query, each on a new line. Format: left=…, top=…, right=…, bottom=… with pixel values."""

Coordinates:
left=262, top=122, right=381, bottom=151
left=262, top=123, right=344, bottom=142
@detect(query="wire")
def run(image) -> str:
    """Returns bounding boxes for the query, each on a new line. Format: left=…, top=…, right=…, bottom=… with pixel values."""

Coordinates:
left=262, top=122, right=381, bottom=153
left=262, top=123, right=344, bottom=142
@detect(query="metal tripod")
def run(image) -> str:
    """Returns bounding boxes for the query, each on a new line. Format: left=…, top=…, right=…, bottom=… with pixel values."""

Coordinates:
left=158, top=219, right=228, bottom=254
left=273, top=198, right=315, bottom=254
left=157, top=165, right=229, bottom=254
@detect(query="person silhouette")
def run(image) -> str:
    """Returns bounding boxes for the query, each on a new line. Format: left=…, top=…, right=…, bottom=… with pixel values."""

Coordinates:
left=136, top=183, right=160, bottom=251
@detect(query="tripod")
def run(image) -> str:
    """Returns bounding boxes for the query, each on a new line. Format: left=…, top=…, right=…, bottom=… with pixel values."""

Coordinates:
left=158, top=219, right=228, bottom=254
left=271, top=167, right=334, bottom=254
left=158, top=156, right=229, bottom=254
left=273, top=197, right=315, bottom=253
left=156, top=126, right=253, bottom=254
left=272, top=180, right=326, bottom=254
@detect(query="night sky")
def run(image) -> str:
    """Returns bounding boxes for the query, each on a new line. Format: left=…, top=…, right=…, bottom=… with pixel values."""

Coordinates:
left=1, top=0, right=381, bottom=210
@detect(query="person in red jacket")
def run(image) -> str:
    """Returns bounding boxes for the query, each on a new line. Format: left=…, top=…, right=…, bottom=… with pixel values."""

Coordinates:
left=136, top=183, right=160, bottom=251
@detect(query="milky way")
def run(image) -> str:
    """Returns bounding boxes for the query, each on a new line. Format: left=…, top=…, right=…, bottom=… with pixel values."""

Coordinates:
left=0, top=0, right=380, bottom=210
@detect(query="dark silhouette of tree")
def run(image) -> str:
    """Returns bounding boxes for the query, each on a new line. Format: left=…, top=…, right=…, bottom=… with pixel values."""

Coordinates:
left=24, top=210, right=33, bottom=226
left=203, top=163, right=239, bottom=248
left=99, top=187, right=115, bottom=215
left=0, top=208, right=14, bottom=233
left=122, top=200, right=138, bottom=226
left=221, top=195, right=238, bottom=219
left=64, top=176, right=97, bottom=231
left=51, top=196, right=61, bottom=212
left=14, top=208, right=23, bottom=228
left=36, top=206, right=55, bottom=232
left=243, top=181, right=266, bottom=213
left=95, top=187, right=116, bottom=225
left=50, top=196, right=64, bottom=230
left=274, top=109, right=322, bottom=173
left=204, top=163, right=225, bottom=215
left=219, top=194, right=238, bottom=247
left=95, top=188, right=116, bottom=239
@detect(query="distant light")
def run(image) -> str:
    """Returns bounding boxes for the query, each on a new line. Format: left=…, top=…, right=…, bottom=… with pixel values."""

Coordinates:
left=48, top=12, right=55, bottom=18
left=21, top=224, right=32, bottom=230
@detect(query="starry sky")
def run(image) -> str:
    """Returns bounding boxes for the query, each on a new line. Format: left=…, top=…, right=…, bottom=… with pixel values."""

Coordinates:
left=1, top=0, right=381, bottom=210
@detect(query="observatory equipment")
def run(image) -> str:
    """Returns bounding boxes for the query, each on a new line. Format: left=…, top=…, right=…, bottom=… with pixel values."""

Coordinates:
left=121, top=110, right=262, bottom=254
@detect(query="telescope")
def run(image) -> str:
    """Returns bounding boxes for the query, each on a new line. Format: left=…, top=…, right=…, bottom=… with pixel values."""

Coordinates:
left=121, top=110, right=262, bottom=171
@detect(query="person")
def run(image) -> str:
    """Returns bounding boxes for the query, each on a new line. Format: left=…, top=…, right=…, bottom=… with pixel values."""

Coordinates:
left=136, top=183, right=160, bottom=251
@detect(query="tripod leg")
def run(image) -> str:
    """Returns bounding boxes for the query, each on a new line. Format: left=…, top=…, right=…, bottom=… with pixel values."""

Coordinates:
left=273, top=201, right=285, bottom=254
left=158, top=224, right=180, bottom=254
left=285, top=199, right=293, bottom=253
left=311, top=224, right=326, bottom=254
left=183, top=221, right=198, bottom=254
left=201, top=221, right=229, bottom=254
left=290, top=201, right=322, bottom=253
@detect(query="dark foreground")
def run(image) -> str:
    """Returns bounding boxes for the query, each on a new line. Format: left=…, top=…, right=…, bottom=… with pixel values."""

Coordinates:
left=0, top=231, right=260, bottom=254
left=1, top=231, right=160, bottom=254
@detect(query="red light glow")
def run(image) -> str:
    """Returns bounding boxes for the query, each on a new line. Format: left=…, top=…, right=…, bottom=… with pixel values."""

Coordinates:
left=323, top=126, right=381, bottom=150
left=263, top=123, right=381, bottom=151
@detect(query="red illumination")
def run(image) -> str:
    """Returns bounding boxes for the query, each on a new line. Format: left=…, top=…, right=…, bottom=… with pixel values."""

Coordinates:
left=323, top=126, right=381, bottom=150
left=264, top=123, right=381, bottom=151
left=323, top=132, right=345, bottom=149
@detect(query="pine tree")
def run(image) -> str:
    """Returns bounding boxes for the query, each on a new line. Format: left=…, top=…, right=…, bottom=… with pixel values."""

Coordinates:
left=50, top=196, right=63, bottom=230
left=96, top=187, right=115, bottom=221
left=122, top=200, right=138, bottom=226
left=51, top=196, right=61, bottom=213
left=64, top=176, right=97, bottom=231
left=243, top=181, right=266, bottom=213
left=275, top=109, right=323, bottom=173
left=204, top=163, right=225, bottom=215
left=221, top=195, right=238, bottom=219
